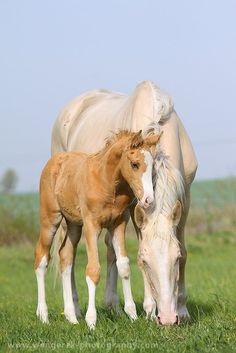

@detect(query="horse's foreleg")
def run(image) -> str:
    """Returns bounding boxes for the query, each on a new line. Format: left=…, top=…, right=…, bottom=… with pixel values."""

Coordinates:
left=130, top=203, right=155, bottom=319
left=104, top=231, right=119, bottom=310
left=141, top=269, right=156, bottom=319
left=84, top=222, right=101, bottom=329
left=35, top=211, right=62, bottom=323
left=177, top=188, right=191, bottom=321
left=178, top=240, right=190, bottom=320
left=59, top=223, right=82, bottom=324
left=112, top=221, right=137, bottom=321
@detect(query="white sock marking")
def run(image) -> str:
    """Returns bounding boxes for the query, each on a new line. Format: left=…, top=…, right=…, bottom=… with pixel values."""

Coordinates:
left=112, top=235, right=137, bottom=320
left=62, top=265, right=78, bottom=324
left=35, top=255, right=49, bottom=323
left=85, top=276, right=97, bottom=329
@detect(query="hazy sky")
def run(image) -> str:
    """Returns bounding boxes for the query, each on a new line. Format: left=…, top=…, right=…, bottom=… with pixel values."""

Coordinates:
left=1, top=0, right=236, bottom=191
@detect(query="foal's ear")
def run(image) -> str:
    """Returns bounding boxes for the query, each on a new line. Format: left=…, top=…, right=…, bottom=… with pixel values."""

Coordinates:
left=144, top=131, right=163, bottom=146
left=134, top=205, right=147, bottom=229
left=130, top=130, right=143, bottom=148
left=171, top=200, right=182, bottom=226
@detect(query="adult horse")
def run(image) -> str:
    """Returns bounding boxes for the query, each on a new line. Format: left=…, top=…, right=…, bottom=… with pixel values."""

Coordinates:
left=51, top=80, right=197, bottom=325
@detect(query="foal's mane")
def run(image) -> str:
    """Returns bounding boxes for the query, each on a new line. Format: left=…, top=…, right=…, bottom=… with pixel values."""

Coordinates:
left=91, top=130, right=139, bottom=159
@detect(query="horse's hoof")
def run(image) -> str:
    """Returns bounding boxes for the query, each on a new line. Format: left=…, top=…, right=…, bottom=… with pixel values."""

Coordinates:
left=75, top=307, right=83, bottom=319
left=85, top=312, right=97, bottom=329
left=64, top=309, right=79, bottom=324
left=144, top=300, right=156, bottom=320
left=124, top=302, right=138, bottom=321
left=178, top=306, right=191, bottom=321
left=36, top=304, right=49, bottom=324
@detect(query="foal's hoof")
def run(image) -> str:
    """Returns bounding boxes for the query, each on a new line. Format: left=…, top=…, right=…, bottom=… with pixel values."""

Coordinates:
left=85, top=312, right=96, bottom=330
left=124, top=302, right=138, bottom=321
left=64, top=309, right=79, bottom=324
left=36, top=304, right=49, bottom=324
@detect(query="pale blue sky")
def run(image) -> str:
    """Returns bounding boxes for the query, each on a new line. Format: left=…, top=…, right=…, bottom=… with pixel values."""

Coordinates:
left=0, top=0, right=236, bottom=191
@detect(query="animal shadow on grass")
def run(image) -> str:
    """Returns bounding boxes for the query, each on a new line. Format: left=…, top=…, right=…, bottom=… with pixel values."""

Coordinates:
left=94, top=301, right=215, bottom=324
left=130, top=301, right=215, bottom=324
left=187, top=300, right=215, bottom=324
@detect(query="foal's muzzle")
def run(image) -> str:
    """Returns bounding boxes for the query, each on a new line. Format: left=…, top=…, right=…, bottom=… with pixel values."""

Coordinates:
left=138, top=196, right=154, bottom=209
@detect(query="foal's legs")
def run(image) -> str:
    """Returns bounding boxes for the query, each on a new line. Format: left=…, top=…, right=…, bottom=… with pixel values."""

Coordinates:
left=59, top=222, right=82, bottom=324
left=35, top=208, right=62, bottom=323
left=104, top=231, right=119, bottom=310
left=112, top=220, right=137, bottom=320
left=84, top=221, right=101, bottom=329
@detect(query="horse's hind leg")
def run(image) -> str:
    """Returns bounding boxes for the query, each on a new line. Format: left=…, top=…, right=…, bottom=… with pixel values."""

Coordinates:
left=59, top=220, right=82, bottom=318
left=59, top=222, right=82, bottom=324
left=35, top=208, right=62, bottom=323
left=104, top=231, right=119, bottom=311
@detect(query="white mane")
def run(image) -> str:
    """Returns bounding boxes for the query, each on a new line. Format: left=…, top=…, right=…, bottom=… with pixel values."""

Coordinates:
left=149, top=81, right=174, bottom=123
left=154, top=149, right=185, bottom=217
left=143, top=121, right=185, bottom=218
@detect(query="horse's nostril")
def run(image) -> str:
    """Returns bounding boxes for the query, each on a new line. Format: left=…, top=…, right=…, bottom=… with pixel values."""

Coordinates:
left=175, top=315, right=179, bottom=325
left=145, top=196, right=153, bottom=205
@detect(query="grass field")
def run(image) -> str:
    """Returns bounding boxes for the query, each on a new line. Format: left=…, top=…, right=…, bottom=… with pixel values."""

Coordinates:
left=0, top=179, right=236, bottom=352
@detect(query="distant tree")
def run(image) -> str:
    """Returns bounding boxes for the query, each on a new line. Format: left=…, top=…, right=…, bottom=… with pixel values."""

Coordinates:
left=0, top=169, right=18, bottom=193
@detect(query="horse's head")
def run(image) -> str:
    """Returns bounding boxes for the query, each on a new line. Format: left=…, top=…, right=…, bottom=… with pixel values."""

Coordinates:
left=120, top=130, right=162, bottom=208
left=134, top=200, right=182, bottom=325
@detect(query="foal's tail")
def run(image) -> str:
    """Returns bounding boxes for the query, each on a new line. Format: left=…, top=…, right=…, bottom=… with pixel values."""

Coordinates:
left=50, top=224, right=65, bottom=286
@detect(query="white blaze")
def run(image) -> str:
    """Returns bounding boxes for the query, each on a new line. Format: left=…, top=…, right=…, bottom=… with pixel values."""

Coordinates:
left=140, top=150, right=154, bottom=206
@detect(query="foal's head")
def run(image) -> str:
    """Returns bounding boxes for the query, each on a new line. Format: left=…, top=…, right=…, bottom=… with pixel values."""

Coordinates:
left=119, top=131, right=162, bottom=208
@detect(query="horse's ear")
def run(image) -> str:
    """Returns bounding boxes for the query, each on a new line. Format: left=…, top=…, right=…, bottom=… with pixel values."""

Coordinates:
left=144, top=131, right=163, bottom=146
left=130, top=130, right=143, bottom=148
left=171, top=200, right=182, bottom=226
left=134, top=204, right=147, bottom=229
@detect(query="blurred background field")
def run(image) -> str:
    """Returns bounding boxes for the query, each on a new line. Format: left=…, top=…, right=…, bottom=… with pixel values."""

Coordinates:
left=0, top=177, right=236, bottom=245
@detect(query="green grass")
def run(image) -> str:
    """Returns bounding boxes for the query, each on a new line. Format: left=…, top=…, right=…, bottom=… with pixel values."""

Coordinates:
left=1, top=232, right=236, bottom=353
left=0, top=179, right=236, bottom=352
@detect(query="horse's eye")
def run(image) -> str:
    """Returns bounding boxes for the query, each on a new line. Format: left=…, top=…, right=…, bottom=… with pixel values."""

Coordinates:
left=131, top=161, right=139, bottom=170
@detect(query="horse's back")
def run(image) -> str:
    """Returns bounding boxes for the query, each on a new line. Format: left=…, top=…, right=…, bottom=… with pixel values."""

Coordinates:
left=51, top=89, right=127, bottom=155
left=51, top=81, right=197, bottom=184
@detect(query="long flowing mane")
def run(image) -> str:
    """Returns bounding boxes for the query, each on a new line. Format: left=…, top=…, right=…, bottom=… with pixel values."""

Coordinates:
left=143, top=121, right=185, bottom=218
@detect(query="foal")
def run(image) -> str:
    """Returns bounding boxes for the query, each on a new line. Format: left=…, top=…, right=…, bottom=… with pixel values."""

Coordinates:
left=35, top=130, right=161, bottom=328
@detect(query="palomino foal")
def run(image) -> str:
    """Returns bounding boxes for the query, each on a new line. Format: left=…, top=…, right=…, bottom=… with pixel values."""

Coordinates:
left=35, top=130, right=161, bottom=328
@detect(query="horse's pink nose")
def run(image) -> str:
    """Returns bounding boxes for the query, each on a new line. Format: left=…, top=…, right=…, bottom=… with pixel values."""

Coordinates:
left=157, top=314, right=179, bottom=326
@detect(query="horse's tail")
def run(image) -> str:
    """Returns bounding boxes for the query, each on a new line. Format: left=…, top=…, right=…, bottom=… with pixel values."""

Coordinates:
left=50, top=224, right=65, bottom=286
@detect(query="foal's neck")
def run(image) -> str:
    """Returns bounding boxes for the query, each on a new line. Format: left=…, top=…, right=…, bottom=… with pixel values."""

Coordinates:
left=94, top=138, right=129, bottom=197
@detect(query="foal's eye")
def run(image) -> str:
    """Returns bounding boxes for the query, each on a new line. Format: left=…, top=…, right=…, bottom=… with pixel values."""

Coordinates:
left=131, top=161, right=140, bottom=170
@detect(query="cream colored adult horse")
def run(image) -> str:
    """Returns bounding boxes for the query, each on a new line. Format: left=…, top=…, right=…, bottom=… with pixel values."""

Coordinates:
left=51, top=80, right=197, bottom=325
